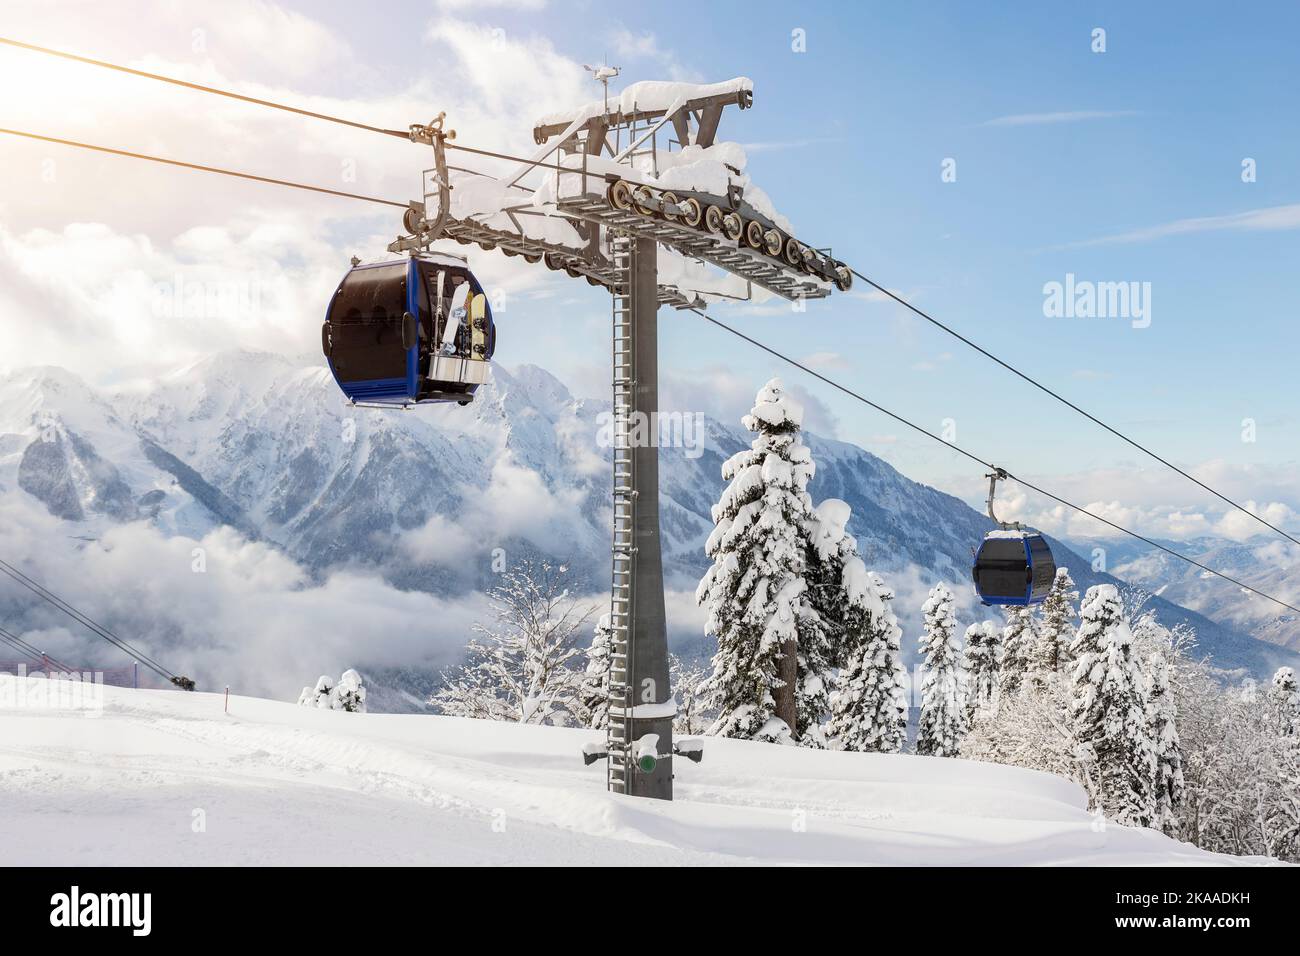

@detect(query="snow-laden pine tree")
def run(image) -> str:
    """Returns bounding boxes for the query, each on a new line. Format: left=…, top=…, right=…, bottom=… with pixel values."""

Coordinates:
left=1029, top=567, right=1078, bottom=687
left=999, top=605, right=1038, bottom=697
left=431, top=560, right=593, bottom=725
left=1145, top=651, right=1185, bottom=836
left=574, top=614, right=612, bottom=730
left=916, top=582, right=968, bottom=757
left=798, top=498, right=858, bottom=746
left=697, top=378, right=814, bottom=743
left=827, top=559, right=908, bottom=753
left=1069, top=584, right=1156, bottom=827
left=1269, top=667, right=1300, bottom=738
left=961, top=621, right=1002, bottom=720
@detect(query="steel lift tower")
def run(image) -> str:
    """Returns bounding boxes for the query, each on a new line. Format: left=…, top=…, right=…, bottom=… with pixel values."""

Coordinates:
left=393, top=79, right=846, bottom=800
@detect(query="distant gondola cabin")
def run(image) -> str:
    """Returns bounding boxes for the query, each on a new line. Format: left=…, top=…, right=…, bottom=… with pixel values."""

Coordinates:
left=972, top=530, right=1056, bottom=606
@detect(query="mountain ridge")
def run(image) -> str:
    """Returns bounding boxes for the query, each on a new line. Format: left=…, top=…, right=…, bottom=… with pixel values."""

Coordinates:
left=0, top=350, right=1295, bottom=701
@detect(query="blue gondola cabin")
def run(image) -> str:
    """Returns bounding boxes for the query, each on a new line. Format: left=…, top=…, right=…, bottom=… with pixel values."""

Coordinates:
left=322, top=252, right=495, bottom=406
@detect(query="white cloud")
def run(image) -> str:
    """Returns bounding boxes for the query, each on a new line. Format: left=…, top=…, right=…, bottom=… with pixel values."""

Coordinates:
left=979, top=110, right=1141, bottom=127
left=0, top=493, right=491, bottom=700
left=1067, top=203, right=1300, bottom=248
left=966, top=462, right=1300, bottom=545
left=0, top=3, right=597, bottom=383
left=608, top=28, right=699, bottom=82
left=800, top=351, right=850, bottom=370
left=435, top=0, right=547, bottom=9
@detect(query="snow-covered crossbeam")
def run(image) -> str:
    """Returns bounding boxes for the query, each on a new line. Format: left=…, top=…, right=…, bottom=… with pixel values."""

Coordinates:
left=532, top=77, right=754, bottom=140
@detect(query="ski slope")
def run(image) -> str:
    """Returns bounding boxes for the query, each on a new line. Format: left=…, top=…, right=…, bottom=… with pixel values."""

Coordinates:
left=0, top=679, right=1272, bottom=866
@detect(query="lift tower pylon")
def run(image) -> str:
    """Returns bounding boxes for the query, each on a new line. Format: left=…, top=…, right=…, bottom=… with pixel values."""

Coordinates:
left=396, top=77, right=846, bottom=801
left=606, top=233, right=672, bottom=798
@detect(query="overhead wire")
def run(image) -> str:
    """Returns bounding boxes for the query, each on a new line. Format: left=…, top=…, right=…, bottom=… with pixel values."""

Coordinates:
left=0, top=624, right=75, bottom=672
left=0, top=127, right=408, bottom=208
left=0, top=557, right=181, bottom=682
left=846, top=274, right=1300, bottom=550
left=688, top=307, right=1300, bottom=617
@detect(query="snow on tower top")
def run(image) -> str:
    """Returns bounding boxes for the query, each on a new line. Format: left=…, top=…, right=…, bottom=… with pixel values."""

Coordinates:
left=744, top=378, right=804, bottom=430
left=533, top=77, right=754, bottom=130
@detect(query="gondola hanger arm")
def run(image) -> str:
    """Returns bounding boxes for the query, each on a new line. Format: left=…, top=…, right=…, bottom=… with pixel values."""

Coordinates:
left=985, top=467, right=1023, bottom=531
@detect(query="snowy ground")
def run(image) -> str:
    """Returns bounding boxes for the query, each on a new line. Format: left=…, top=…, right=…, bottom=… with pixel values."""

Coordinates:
left=0, top=679, right=1273, bottom=866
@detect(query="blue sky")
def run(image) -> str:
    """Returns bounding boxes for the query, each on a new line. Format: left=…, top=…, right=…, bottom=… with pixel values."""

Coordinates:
left=1, top=0, right=1297, bottom=539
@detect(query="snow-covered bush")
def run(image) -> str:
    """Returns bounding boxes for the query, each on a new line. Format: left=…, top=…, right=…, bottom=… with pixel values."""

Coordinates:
left=297, top=668, right=367, bottom=713
left=916, top=582, right=967, bottom=757
left=430, top=560, right=593, bottom=725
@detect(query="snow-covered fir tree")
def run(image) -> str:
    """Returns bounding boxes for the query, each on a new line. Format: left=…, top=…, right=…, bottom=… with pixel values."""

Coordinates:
left=999, top=605, right=1038, bottom=697
left=916, top=582, right=968, bottom=757
left=1069, top=584, right=1155, bottom=827
left=697, top=378, right=814, bottom=743
left=1145, top=651, right=1185, bottom=836
left=431, top=560, right=593, bottom=725
left=574, top=614, right=613, bottom=730
left=798, top=498, right=859, bottom=747
left=961, top=620, right=1002, bottom=720
left=826, top=559, right=908, bottom=753
left=1029, top=567, right=1077, bottom=687
left=1268, top=667, right=1300, bottom=738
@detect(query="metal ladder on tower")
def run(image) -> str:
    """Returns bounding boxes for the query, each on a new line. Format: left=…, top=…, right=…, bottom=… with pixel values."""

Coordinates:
left=607, top=232, right=636, bottom=794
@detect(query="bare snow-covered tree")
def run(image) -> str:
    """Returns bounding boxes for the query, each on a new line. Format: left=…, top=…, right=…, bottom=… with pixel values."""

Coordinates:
left=1029, top=567, right=1077, bottom=687
left=827, top=560, right=908, bottom=753
left=1069, top=584, right=1155, bottom=828
left=431, top=560, right=594, bottom=725
left=916, top=582, right=968, bottom=757
left=961, top=620, right=1001, bottom=721
left=1145, top=651, right=1185, bottom=836
left=965, top=680, right=1080, bottom=783
left=697, top=379, right=813, bottom=743
left=573, top=614, right=613, bottom=730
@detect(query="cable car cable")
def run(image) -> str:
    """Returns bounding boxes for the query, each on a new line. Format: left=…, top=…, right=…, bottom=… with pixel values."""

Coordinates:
left=0, top=557, right=182, bottom=682
left=0, top=36, right=411, bottom=140
left=0, top=127, right=408, bottom=208
left=0, top=624, right=76, bottom=672
left=688, top=306, right=1300, bottom=617
left=0, top=36, right=573, bottom=174
left=847, top=267, right=1300, bottom=550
